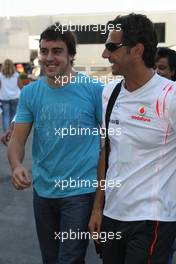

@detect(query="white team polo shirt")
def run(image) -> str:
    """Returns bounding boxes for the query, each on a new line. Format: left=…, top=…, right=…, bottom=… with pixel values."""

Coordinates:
left=0, top=72, right=20, bottom=100
left=103, top=73, right=176, bottom=221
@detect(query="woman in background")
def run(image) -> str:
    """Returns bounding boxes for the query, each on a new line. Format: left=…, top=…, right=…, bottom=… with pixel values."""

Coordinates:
left=0, top=59, right=23, bottom=131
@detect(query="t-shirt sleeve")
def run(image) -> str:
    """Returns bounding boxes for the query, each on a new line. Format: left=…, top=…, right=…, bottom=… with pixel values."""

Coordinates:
left=15, top=86, right=33, bottom=123
left=92, top=82, right=104, bottom=125
left=15, top=72, right=19, bottom=77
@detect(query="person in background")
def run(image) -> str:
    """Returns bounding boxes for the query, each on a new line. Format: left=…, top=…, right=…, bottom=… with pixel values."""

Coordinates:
left=155, top=47, right=176, bottom=81
left=0, top=59, right=23, bottom=131
left=155, top=47, right=176, bottom=264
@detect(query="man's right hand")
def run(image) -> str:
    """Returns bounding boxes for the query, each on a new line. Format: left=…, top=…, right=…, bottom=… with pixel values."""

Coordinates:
left=11, top=165, right=32, bottom=190
left=89, top=208, right=103, bottom=244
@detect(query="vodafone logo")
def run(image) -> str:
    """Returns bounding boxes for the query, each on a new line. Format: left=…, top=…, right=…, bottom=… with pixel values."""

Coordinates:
left=130, top=106, right=151, bottom=122
left=138, top=106, right=145, bottom=116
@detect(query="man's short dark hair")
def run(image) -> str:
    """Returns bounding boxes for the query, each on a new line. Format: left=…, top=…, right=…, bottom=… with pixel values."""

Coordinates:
left=107, top=13, right=158, bottom=68
left=39, top=22, right=77, bottom=58
left=156, top=47, right=176, bottom=73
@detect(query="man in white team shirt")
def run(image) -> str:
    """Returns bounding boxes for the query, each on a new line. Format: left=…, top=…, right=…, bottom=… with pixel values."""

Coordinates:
left=89, top=13, right=176, bottom=263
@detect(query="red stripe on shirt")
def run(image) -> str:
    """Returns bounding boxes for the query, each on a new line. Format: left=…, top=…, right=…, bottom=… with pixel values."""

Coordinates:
left=148, top=221, right=159, bottom=264
left=163, top=84, right=174, bottom=116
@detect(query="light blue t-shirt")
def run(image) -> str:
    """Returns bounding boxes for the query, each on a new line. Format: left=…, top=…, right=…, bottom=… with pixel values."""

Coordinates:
left=15, top=73, right=103, bottom=198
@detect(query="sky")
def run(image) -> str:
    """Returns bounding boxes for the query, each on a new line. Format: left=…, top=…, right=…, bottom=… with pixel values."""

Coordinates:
left=0, top=0, right=176, bottom=17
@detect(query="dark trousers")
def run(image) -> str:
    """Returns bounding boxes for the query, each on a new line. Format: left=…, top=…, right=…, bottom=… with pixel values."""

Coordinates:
left=101, top=215, right=176, bottom=264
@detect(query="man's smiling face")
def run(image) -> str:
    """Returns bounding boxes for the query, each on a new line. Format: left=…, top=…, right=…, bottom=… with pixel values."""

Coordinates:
left=39, top=39, right=73, bottom=79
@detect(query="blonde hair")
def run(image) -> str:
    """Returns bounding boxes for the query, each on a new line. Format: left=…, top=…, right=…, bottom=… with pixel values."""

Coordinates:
left=1, top=59, right=16, bottom=78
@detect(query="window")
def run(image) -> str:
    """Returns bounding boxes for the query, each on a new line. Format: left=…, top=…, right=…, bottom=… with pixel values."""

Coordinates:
left=74, top=23, right=166, bottom=44
left=154, top=23, right=165, bottom=43
left=74, top=25, right=108, bottom=44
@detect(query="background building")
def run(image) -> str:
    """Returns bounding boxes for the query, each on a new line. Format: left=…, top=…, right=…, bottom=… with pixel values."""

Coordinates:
left=0, top=11, right=176, bottom=76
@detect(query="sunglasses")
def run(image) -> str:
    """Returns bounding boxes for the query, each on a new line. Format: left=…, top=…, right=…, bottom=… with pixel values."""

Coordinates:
left=105, top=42, right=124, bottom=52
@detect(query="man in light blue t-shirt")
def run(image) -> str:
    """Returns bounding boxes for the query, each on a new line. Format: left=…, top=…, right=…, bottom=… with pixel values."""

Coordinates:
left=8, top=23, right=103, bottom=264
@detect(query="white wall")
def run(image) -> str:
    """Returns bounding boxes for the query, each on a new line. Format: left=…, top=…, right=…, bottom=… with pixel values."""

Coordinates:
left=1, top=11, right=176, bottom=66
left=0, top=18, right=30, bottom=63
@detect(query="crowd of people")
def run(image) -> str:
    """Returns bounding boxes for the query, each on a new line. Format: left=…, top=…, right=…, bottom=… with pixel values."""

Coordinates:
left=1, top=13, right=176, bottom=264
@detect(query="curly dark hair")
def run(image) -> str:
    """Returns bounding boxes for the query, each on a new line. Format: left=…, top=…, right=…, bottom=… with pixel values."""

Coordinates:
left=39, top=22, right=77, bottom=58
left=156, top=47, right=176, bottom=80
left=107, top=13, right=158, bottom=68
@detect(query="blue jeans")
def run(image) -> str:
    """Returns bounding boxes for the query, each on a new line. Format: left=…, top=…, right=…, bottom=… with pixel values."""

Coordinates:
left=1, top=99, right=18, bottom=131
left=33, top=189, right=95, bottom=264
